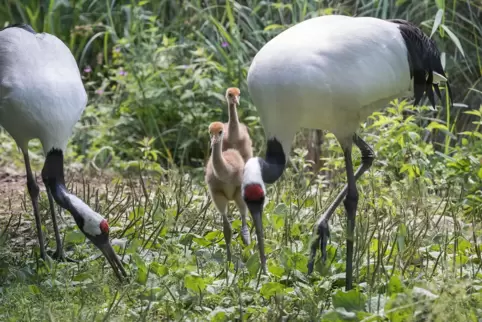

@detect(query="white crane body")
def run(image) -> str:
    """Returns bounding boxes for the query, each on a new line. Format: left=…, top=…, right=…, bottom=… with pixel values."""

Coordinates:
left=0, top=26, right=86, bottom=153
left=242, top=15, right=451, bottom=289
left=0, top=24, right=126, bottom=280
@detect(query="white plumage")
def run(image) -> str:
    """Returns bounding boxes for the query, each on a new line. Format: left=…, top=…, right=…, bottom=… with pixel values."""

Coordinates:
left=241, top=15, right=451, bottom=290
left=249, top=16, right=418, bottom=146
left=0, top=26, right=87, bottom=153
left=0, top=24, right=126, bottom=280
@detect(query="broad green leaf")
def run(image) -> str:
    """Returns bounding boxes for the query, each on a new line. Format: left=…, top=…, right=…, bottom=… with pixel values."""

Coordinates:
left=132, top=254, right=148, bottom=285
left=205, top=231, right=222, bottom=241
left=192, top=236, right=210, bottom=247
left=426, top=121, right=448, bottom=131
left=64, top=230, right=85, bottom=244
left=271, top=214, right=284, bottom=230
left=126, top=238, right=142, bottom=254
left=332, top=289, right=367, bottom=312
left=150, top=262, right=169, bottom=277
left=465, top=110, right=482, bottom=116
left=184, top=274, right=206, bottom=293
left=260, top=282, right=285, bottom=298
left=385, top=294, right=414, bottom=322
left=72, top=272, right=93, bottom=282
left=246, top=253, right=260, bottom=277
left=28, top=285, right=40, bottom=295
left=267, top=259, right=285, bottom=277
left=388, top=275, right=404, bottom=295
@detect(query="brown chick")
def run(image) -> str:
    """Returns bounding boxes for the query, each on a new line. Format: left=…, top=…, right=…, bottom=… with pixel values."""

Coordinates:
left=205, top=122, right=251, bottom=262
left=223, top=87, right=253, bottom=162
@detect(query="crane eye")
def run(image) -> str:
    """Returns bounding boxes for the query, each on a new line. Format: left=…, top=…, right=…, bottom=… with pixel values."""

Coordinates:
left=228, top=93, right=232, bottom=97
left=219, top=130, right=223, bottom=135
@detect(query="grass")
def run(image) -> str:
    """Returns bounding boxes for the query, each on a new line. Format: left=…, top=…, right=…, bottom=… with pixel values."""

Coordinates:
left=0, top=0, right=481, bottom=321
left=1, top=103, right=482, bottom=321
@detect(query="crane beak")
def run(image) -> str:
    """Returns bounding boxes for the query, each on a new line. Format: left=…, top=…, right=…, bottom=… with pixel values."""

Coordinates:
left=246, top=200, right=267, bottom=274
left=93, top=239, right=128, bottom=281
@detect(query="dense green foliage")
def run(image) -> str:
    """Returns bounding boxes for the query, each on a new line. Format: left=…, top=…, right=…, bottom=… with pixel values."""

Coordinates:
left=0, top=0, right=481, bottom=321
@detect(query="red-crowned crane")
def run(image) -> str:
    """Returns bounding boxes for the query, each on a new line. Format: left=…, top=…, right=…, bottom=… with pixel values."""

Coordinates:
left=241, top=15, right=452, bottom=290
left=0, top=24, right=127, bottom=280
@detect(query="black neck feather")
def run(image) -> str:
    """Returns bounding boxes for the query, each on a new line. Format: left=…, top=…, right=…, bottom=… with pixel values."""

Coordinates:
left=260, top=137, right=286, bottom=184
left=42, top=149, right=85, bottom=231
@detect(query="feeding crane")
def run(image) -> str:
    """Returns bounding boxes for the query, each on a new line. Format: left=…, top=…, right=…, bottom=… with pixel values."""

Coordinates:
left=241, top=15, right=452, bottom=290
left=0, top=24, right=127, bottom=280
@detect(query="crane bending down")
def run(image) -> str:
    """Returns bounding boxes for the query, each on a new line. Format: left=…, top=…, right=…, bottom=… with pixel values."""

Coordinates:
left=241, top=15, right=452, bottom=290
left=0, top=24, right=126, bottom=280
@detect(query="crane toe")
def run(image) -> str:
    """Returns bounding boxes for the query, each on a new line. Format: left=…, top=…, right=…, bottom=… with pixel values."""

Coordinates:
left=51, top=250, right=79, bottom=263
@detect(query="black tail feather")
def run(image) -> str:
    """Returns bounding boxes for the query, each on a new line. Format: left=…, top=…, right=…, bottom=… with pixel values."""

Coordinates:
left=390, top=19, right=451, bottom=109
left=425, top=72, right=436, bottom=108
left=434, top=84, right=442, bottom=101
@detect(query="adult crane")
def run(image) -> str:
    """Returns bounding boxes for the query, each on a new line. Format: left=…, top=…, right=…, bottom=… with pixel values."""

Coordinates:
left=241, top=15, right=452, bottom=290
left=0, top=24, right=126, bottom=280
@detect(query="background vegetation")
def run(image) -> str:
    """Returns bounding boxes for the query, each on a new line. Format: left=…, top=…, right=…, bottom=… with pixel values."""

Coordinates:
left=0, top=0, right=481, bottom=321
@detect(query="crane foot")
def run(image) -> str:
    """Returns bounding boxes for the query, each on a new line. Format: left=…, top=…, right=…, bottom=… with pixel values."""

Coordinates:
left=307, top=220, right=330, bottom=274
left=51, top=250, right=78, bottom=263
left=240, top=226, right=251, bottom=246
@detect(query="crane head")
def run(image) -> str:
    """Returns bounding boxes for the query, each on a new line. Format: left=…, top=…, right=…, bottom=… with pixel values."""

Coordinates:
left=241, top=138, right=286, bottom=272
left=42, top=148, right=128, bottom=281
left=241, top=157, right=267, bottom=270
left=65, top=192, right=128, bottom=281
left=225, top=87, right=240, bottom=106
left=208, top=122, right=224, bottom=146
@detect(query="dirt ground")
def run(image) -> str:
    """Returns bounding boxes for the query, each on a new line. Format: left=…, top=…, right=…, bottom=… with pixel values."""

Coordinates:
left=0, top=166, right=29, bottom=215
left=0, top=164, right=135, bottom=253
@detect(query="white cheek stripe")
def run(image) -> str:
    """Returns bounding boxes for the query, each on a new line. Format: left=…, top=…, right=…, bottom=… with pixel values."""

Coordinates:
left=242, top=157, right=266, bottom=197
left=66, top=193, right=104, bottom=236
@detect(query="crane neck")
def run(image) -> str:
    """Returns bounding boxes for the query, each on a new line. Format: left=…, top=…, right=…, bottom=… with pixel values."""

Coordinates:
left=41, top=149, right=89, bottom=233
left=211, top=137, right=235, bottom=182
left=260, top=137, right=286, bottom=184
left=228, top=102, right=240, bottom=136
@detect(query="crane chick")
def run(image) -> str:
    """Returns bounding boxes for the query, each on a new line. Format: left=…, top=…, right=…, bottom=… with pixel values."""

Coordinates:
left=205, top=122, right=251, bottom=262
left=223, top=88, right=253, bottom=162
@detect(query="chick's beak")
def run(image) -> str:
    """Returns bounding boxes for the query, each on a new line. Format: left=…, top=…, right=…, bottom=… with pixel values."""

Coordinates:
left=95, top=240, right=128, bottom=281
left=235, top=95, right=240, bottom=105
left=246, top=200, right=267, bottom=274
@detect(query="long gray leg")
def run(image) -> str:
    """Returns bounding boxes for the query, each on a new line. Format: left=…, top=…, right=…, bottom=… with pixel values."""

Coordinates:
left=45, top=187, right=64, bottom=259
left=342, top=143, right=357, bottom=290
left=307, top=135, right=374, bottom=279
left=22, top=150, right=46, bottom=260
left=212, top=192, right=232, bottom=262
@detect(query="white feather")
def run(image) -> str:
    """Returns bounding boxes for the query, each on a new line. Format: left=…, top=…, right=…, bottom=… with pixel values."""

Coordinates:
left=0, top=27, right=87, bottom=153
left=67, top=193, right=103, bottom=236
left=247, top=15, right=411, bottom=151
left=241, top=157, right=266, bottom=195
